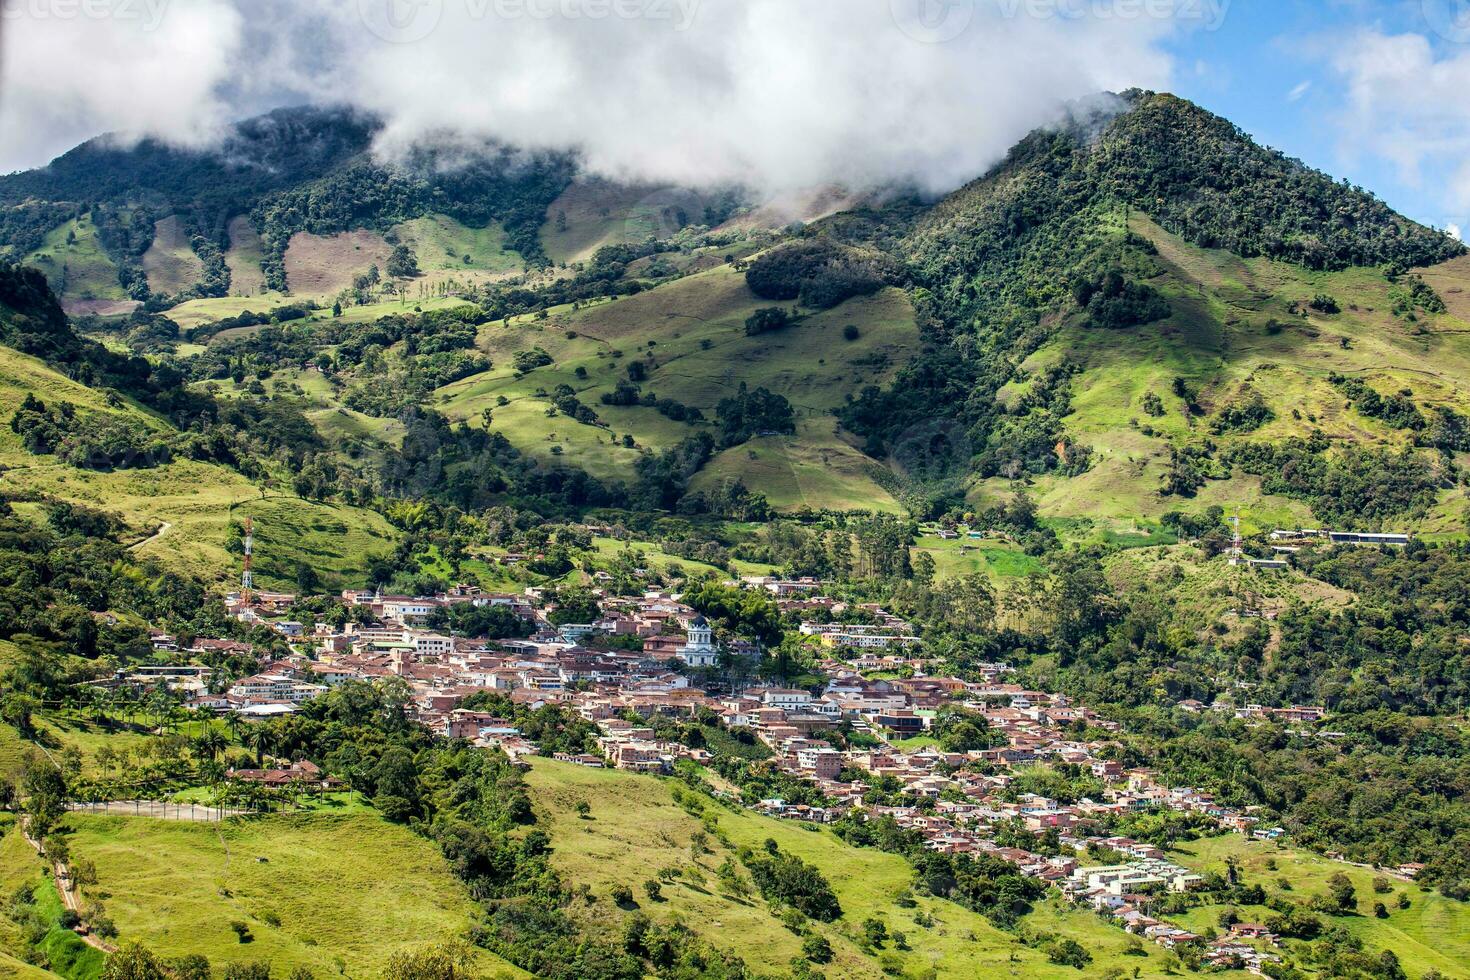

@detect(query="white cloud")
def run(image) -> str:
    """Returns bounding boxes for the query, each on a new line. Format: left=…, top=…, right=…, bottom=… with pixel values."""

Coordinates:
left=1448, top=223, right=1464, bottom=242
left=1325, top=29, right=1470, bottom=209
left=1287, top=79, right=1311, bottom=101
left=0, top=0, right=1186, bottom=194
left=0, top=0, right=245, bottom=173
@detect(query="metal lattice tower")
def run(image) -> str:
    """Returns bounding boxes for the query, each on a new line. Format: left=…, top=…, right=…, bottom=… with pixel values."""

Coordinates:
left=241, top=517, right=254, bottom=599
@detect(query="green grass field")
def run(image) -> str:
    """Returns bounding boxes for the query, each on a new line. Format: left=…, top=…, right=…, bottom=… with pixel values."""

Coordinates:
left=1170, top=835, right=1470, bottom=978
left=0, top=343, right=400, bottom=589
left=911, top=535, right=1044, bottom=582
left=1007, top=215, right=1470, bottom=531
left=391, top=214, right=522, bottom=291
left=21, top=215, right=127, bottom=306
left=523, top=759, right=1180, bottom=979
left=437, top=265, right=918, bottom=510
left=0, top=712, right=154, bottom=783
left=63, top=812, right=524, bottom=978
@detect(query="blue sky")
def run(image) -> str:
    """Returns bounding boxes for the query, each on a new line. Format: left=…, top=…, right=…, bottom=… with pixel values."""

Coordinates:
left=1162, top=0, right=1470, bottom=238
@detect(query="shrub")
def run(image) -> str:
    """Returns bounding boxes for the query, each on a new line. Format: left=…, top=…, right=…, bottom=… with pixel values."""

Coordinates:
left=744, top=847, right=842, bottom=922
left=1047, top=938, right=1092, bottom=969
left=801, top=934, right=833, bottom=964
left=745, top=238, right=895, bottom=309
left=744, top=307, right=793, bottom=336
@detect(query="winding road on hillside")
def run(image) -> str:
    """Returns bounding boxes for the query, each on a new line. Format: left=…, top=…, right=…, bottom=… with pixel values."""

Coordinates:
left=127, top=521, right=171, bottom=550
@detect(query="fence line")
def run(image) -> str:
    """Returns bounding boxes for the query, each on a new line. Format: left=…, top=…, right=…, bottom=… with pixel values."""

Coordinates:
left=66, top=800, right=245, bottom=822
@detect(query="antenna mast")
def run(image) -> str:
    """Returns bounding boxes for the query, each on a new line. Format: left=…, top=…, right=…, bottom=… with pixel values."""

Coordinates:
left=241, top=516, right=254, bottom=602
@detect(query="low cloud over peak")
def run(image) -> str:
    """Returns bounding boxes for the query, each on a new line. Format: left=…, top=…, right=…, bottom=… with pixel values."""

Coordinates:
left=1, top=0, right=1183, bottom=195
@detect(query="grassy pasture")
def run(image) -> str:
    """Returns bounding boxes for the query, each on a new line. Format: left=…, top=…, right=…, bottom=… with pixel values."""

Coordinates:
left=523, top=758, right=1179, bottom=979
left=1170, top=834, right=1470, bottom=979
left=21, top=215, right=126, bottom=307
left=140, top=216, right=203, bottom=296
left=63, top=813, right=524, bottom=978
left=1011, top=214, right=1470, bottom=530
left=438, top=266, right=917, bottom=510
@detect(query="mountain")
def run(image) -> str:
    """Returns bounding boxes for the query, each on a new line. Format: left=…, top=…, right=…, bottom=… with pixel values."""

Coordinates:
left=2, top=90, right=1469, bottom=560
left=6, top=90, right=1470, bottom=980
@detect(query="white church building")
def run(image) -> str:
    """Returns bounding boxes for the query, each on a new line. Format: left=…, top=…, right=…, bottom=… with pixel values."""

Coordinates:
left=677, top=615, right=719, bottom=668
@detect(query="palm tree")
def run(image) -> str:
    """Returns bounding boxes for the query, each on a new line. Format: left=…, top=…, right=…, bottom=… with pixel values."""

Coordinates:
left=194, top=728, right=227, bottom=761
left=200, top=759, right=226, bottom=787
left=244, top=726, right=275, bottom=768
left=223, top=711, right=246, bottom=746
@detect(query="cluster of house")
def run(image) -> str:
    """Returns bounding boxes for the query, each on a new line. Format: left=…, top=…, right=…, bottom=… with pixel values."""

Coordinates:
left=1174, top=699, right=1327, bottom=727
left=133, top=576, right=1348, bottom=971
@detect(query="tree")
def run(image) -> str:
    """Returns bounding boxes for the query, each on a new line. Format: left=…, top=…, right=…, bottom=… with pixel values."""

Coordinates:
left=1047, top=938, right=1092, bottom=969
left=371, top=746, right=420, bottom=821
left=244, top=726, right=275, bottom=767
left=295, top=561, right=320, bottom=596
left=1327, top=871, right=1357, bottom=913
left=0, top=692, right=39, bottom=737
left=169, top=955, right=213, bottom=980
left=221, top=963, right=269, bottom=979
left=384, top=942, right=474, bottom=980
left=386, top=244, right=419, bottom=279
left=801, top=934, right=833, bottom=964
left=21, top=756, right=67, bottom=839
left=100, top=943, right=169, bottom=980
left=194, top=728, right=227, bottom=761
left=547, top=588, right=600, bottom=626
left=744, top=307, right=792, bottom=336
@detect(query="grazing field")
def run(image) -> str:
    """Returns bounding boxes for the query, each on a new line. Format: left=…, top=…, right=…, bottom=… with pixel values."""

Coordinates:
left=539, top=179, right=667, bottom=265
left=231, top=495, right=399, bottom=590
left=390, top=214, right=522, bottom=288
left=0, top=711, right=155, bottom=783
left=1011, top=215, right=1470, bottom=529
left=20, top=215, right=127, bottom=307
left=62, top=813, right=524, bottom=978
left=140, top=216, right=203, bottom=295
left=523, top=759, right=1178, bottom=979
left=282, top=230, right=392, bottom=298
left=910, top=534, right=1044, bottom=581
left=691, top=419, right=902, bottom=514
left=1170, top=834, right=1470, bottom=979
left=438, top=265, right=917, bottom=509
left=223, top=216, right=269, bottom=297
left=1, top=339, right=398, bottom=588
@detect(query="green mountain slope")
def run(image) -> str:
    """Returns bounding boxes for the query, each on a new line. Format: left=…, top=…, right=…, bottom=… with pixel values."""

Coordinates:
left=4, top=90, right=1468, bottom=535
left=0, top=263, right=400, bottom=588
